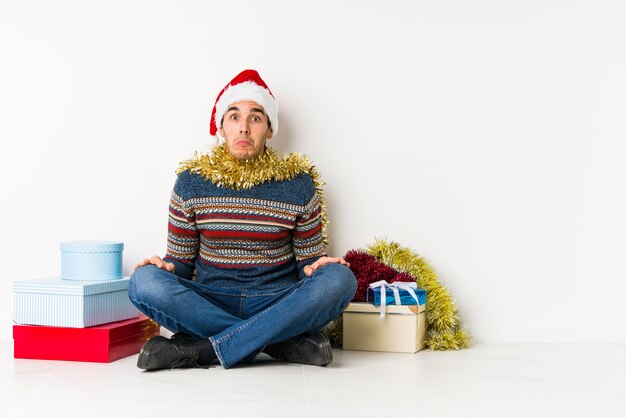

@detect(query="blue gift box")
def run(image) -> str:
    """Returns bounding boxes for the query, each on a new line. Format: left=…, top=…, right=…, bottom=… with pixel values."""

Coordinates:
left=60, top=241, right=124, bottom=281
left=13, top=276, right=139, bottom=328
left=366, top=285, right=427, bottom=306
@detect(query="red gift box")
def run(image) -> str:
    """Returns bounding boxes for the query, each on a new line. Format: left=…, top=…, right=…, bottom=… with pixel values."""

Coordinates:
left=13, top=315, right=160, bottom=363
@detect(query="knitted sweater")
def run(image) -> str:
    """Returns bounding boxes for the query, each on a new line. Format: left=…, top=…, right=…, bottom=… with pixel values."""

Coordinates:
left=163, top=169, right=326, bottom=289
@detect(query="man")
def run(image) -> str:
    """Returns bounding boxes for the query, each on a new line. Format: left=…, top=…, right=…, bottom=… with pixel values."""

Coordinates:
left=128, top=69, right=357, bottom=370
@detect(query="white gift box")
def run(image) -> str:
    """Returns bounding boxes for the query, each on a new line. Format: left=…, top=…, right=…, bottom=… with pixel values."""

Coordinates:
left=13, top=277, right=139, bottom=328
left=342, top=302, right=426, bottom=353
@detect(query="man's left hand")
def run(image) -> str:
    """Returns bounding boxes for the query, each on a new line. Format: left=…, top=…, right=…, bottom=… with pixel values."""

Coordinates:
left=303, top=256, right=350, bottom=277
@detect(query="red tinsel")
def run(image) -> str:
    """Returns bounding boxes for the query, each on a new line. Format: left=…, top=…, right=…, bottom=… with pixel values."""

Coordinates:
left=344, top=250, right=416, bottom=302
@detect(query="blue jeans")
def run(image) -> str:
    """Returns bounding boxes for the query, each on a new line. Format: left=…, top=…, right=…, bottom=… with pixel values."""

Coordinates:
left=127, top=263, right=356, bottom=368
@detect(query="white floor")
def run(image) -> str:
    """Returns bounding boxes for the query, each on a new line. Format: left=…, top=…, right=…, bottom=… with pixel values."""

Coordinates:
left=2, top=340, right=625, bottom=418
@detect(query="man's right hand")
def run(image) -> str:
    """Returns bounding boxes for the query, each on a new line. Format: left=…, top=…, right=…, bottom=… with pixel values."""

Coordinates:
left=134, top=255, right=175, bottom=273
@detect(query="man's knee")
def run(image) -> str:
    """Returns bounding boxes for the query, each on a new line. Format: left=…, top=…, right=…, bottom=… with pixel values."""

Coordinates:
left=128, top=265, right=163, bottom=304
left=314, top=263, right=357, bottom=302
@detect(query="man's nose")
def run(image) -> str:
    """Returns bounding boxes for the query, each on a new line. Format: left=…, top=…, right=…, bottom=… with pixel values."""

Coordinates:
left=239, top=120, right=250, bottom=134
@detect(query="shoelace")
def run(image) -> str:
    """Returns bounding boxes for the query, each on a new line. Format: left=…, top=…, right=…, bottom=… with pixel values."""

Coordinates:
left=167, top=346, right=210, bottom=370
left=168, top=357, right=210, bottom=370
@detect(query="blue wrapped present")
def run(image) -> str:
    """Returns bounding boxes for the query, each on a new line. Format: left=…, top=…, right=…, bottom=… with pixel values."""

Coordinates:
left=13, top=276, right=138, bottom=327
left=61, top=241, right=124, bottom=281
left=366, top=280, right=426, bottom=314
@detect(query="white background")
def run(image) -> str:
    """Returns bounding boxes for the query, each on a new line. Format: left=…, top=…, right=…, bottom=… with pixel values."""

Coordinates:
left=1, top=0, right=624, bottom=343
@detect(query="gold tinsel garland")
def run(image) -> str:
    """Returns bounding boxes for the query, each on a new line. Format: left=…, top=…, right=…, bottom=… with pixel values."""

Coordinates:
left=176, top=144, right=328, bottom=245
left=366, top=239, right=471, bottom=350
left=324, top=238, right=472, bottom=350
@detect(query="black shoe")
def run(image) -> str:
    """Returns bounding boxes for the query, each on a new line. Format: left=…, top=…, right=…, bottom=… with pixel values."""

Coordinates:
left=263, top=332, right=333, bottom=366
left=171, top=332, right=194, bottom=341
left=137, top=336, right=209, bottom=371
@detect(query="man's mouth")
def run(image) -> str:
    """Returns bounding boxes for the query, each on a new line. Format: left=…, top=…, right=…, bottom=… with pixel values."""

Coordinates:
left=234, top=139, right=253, bottom=147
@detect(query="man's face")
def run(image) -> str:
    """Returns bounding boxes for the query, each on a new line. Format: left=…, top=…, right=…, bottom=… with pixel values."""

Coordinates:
left=219, top=100, right=273, bottom=160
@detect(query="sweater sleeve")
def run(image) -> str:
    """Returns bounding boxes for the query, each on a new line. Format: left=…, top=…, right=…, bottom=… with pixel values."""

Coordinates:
left=293, top=176, right=327, bottom=273
left=162, top=173, right=199, bottom=280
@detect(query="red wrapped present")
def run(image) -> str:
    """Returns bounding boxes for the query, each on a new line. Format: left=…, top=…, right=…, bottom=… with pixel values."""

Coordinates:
left=13, top=315, right=160, bottom=363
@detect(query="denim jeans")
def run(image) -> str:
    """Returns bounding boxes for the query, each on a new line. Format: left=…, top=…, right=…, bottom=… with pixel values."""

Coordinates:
left=127, top=263, right=357, bottom=368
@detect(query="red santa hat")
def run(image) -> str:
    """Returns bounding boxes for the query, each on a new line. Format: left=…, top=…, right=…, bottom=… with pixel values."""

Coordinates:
left=210, top=69, right=278, bottom=141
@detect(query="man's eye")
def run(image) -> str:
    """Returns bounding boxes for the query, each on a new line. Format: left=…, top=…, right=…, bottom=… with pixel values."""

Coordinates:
left=230, top=114, right=238, bottom=120
left=251, top=116, right=259, bottom=122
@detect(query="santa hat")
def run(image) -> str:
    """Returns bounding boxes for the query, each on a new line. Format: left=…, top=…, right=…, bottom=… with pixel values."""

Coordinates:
left=210, top=69, right=278, bottom=141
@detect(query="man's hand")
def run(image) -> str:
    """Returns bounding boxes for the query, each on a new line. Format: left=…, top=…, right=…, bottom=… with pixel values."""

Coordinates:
left=134, top=255, right=175, bottom=273
left=303, top=256, right=350, bottom=277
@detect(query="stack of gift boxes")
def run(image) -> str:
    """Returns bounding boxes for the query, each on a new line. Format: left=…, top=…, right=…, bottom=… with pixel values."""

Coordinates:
left=12, top=241, right=159, bottom=363
left=343, top=281, right=427, bottom=353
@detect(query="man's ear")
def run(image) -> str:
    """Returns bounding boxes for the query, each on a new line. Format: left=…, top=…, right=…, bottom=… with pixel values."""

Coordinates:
left=219, top=126, right=224, bottom=138
left=266, top=128, right=273, bottom=140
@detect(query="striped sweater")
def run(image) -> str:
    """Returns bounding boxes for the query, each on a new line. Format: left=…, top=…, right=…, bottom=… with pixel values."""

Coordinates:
left=163, top=169, right=326, bottom=289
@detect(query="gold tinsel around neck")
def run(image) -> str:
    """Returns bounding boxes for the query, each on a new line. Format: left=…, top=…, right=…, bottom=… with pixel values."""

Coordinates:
left=177, top=144, right=328, bottom=245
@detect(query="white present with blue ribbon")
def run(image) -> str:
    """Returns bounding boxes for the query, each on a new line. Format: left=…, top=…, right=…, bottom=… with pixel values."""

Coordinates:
left=13, top=277, right=139, bottom=328
left=60, top=241, right=124, bottom=281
